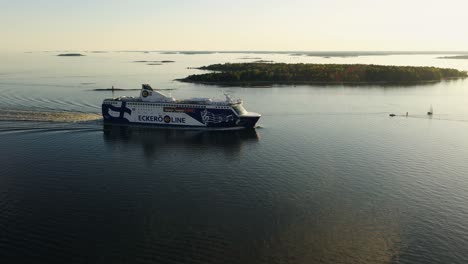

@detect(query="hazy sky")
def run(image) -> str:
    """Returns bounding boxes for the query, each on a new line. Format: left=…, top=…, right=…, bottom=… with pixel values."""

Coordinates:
left=2, top=0, right=467, bottom=51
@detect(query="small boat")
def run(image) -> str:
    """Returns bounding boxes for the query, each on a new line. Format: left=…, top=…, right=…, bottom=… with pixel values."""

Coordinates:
left=389, top=114, right=396, bottom=117
left=427, top=105, right=433, bottom=116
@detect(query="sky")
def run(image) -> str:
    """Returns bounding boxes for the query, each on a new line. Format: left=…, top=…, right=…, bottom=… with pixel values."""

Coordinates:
left=1, top=0, right=468, bottom=51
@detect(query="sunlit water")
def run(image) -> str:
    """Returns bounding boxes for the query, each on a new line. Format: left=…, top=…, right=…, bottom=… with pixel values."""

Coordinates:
left=1, top=51, right=468, bottom=263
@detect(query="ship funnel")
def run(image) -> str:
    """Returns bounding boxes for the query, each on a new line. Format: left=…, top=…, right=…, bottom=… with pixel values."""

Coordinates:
left=142, top=84, right=153, bottom=91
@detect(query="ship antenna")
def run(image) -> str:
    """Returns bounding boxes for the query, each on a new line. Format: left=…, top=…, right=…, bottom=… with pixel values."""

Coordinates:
left=224, top=92, right=233, bottom=103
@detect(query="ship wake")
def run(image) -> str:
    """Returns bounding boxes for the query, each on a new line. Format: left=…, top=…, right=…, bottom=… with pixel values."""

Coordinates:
left=0, top=109, right=101, bottom=123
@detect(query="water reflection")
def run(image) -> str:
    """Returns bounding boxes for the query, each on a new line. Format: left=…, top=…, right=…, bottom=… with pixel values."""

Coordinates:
left=103, top=125, right=260, bottom=159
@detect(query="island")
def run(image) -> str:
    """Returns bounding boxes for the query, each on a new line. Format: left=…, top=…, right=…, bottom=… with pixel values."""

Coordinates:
left=134, top=60, right=175, bottom=63
left=57, top=53, right=85, bottom=56
left=437, top=55, right=468, bottom=59
left=179, top=51, right=215, bottom=55
left=177, top=63, right=468, bottom=85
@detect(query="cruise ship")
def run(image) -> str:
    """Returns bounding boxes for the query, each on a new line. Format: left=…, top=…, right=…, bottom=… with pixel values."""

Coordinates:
left=102, top=84, right=261, bottom=129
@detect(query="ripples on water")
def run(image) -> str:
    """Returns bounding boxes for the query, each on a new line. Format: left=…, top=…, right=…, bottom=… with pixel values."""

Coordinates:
left=1, top=52, right=468, bottom=263
left=0, top=119, right=404, bottom=263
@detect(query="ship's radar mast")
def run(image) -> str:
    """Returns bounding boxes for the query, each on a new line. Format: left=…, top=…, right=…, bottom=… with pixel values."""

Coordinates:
left=224, top=93, right=233, bottom=103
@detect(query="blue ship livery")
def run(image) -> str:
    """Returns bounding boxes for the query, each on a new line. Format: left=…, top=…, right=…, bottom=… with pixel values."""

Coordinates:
left=102, top=84, right=260, bottom=129
left=102, top=102, right=132, bottom=122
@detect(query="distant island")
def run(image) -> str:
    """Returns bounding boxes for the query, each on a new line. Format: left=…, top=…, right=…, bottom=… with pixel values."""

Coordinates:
left=155, top=51, right=468, bottom=57
left=57, top=53, right=85, bottom=56
left=134, top=60, right=175, bottom=63
left=437, top=55, right=468, bottom=59
left=179, top=51, right=214, bottom=55
left=177, top=63, right=468, bottom=85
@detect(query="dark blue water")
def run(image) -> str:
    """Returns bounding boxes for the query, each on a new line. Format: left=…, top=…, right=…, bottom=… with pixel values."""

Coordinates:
left=1, top=52, right=468, bottom=263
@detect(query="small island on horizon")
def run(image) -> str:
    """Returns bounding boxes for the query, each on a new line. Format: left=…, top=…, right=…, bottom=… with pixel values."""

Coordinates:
left=177, top=63, right=468, bottom=85
left=57, top=53, right=85, bottom=57
left=437, top=55, right=468, bottom=59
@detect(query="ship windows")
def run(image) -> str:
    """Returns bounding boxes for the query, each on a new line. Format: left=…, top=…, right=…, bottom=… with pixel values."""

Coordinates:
left=232, top=104, right=247, bottom=115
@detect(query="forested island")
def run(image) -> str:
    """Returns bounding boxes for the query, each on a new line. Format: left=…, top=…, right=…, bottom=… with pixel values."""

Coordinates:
left=177, top=63, right=467, bottom=85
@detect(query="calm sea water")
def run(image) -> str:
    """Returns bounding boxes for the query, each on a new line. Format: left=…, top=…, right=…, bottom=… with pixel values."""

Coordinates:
left=1, top=51, right=468, bottom=263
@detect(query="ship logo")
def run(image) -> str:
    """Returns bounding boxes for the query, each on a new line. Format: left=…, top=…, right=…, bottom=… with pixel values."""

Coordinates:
left=164, top=115, right=171, bottom=123
left=201, top=109, right=234, bottom=124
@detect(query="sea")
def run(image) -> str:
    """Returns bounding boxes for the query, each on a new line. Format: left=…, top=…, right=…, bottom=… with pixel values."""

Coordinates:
left=1, top=51, right=467, bottom=263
